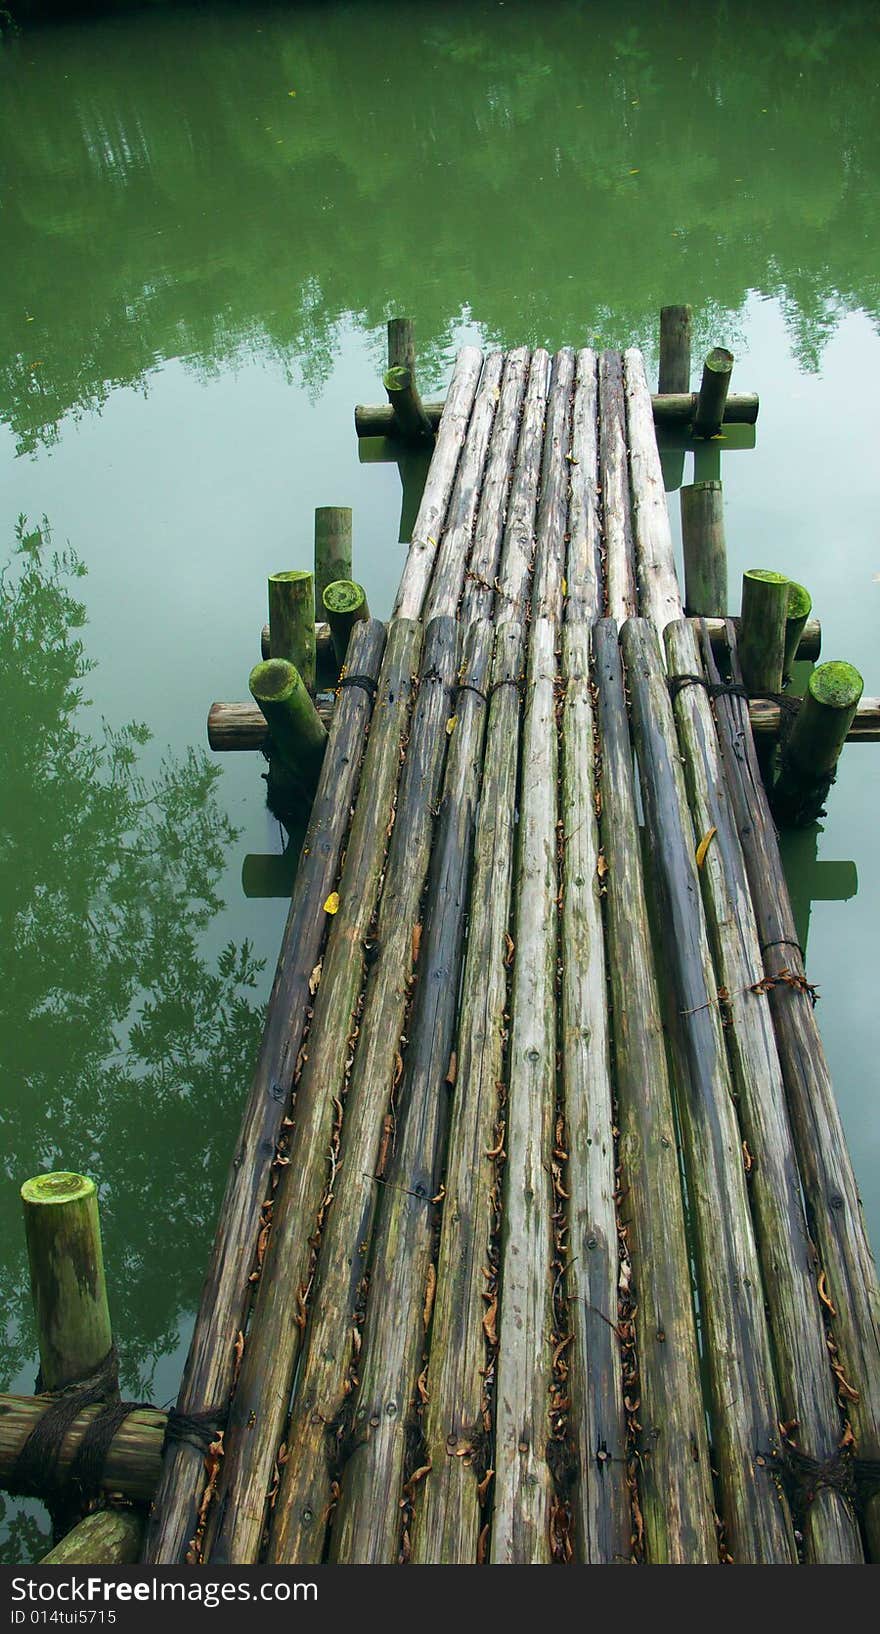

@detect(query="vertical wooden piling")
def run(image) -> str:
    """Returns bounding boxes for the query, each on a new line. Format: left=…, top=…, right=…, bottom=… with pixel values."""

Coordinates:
left=658, top=306, right=693, bottom=393
left=322, top=580, right=370, bottom=669
left=248, top=658, right=327, bottom=793
left=268, top=569, right=316, bottom=692
left=739, top=569, right=789, bottom=696
left=387, top=317, right=415, bottom=375
left=680, top=481, right=727, bottom=616
left=314, top=507, right=353, bottom=610
left=384, top=365, right=434, bottom=445
left=783, top=580, right=812, bottom=680
left=773, top=661, right=864, bottom=826
left=694, top=348, right=734, bottom=438
left=21, top=1174, right=113, bottom=1392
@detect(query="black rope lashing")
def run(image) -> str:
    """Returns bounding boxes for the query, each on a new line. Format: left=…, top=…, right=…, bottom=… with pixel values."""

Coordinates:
left=667, top=672, right=801, bottom=718
left=760, top=936, right=807, bottom=964
left=162, top=1406, right=227, bottom=1457
left=772, top=1443, right=880, bottom=1524
left=10, top=1345, right=121, bottom=1502
left=338, top=673, right=378, bottom=702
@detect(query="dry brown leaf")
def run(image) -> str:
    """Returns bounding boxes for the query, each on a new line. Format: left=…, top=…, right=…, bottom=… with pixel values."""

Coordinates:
left=696, top=826, right=717, bottom=869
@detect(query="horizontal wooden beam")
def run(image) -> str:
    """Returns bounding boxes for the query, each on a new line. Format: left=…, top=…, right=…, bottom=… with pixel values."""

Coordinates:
left=0, top=1393, right=164, bottom=1502
left=354, top=391, right=759, bottom=439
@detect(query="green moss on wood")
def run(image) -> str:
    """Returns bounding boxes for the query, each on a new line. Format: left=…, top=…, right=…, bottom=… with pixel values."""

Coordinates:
left=809, top=661, right=863, bottom=711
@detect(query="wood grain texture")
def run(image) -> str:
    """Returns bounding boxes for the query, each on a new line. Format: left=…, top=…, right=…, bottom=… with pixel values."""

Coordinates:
left=566, top=350, right=602, bottom=620
left=460, top=349, right=530, bottom=625
left=599, top=351, right=636, bottom=626
left=425, top=352, right=504, bottom=621
left=532, top=348, right=575, bottom=620
left=394, top=348, right=483, bottom=618
left=495, top=350, right=551, bottom=618
left=623, top=350, right=683, bottom=636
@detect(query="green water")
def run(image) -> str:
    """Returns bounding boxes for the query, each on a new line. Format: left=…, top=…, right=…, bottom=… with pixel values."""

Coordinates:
left=1, top=0, right=878, bottom=1559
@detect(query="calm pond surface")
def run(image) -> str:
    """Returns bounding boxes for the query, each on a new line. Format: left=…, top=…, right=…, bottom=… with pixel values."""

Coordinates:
left=1, top=0, right=879, bottom=1558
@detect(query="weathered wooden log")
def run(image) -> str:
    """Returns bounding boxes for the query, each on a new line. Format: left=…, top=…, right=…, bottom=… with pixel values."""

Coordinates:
left=41, top=1508, right=143, bottom=1566
left=680, top=481, right=726, bottom=616
left=143, top=618, right=386, bottom=1565
left=739, top=569, right=789, bottom=696
left=532, top=348, right=575, bottom=620
left=624, top=350, right=684, bottom=636
left=266, top=616, right=460, bottom=1566
left=694, top=347, right=734, bottom=438
left=204, top=620, right=421, bottom=1565
left=322, top=580, right=370, bottom=669
left=750, top=695, right=879, bottom=742
left=658, top=305, right=693, bottom=393
left=331, top=625, right=493, bottom=1566
left=268, top=570, right=316, bottom=692
left=208, top=696, right=332, bottom=751
left=314, top=508, right=353, bottom=610
left=620, top=618, right=796, bottom=1563
left=394, top=347, right=483, bottom=617
left=600, top=350, right=637, bottom=626
left=560, top=621, right=629, bottom=1562
left=248, top=658, right=327, bottom=793
left=409, top=622, right=523, bottom=1564
left=353, top=393, right=758, bottom=438
left=593, top=622, right=717, bottom=1564
left=460, top=349, right=530, bottom=625
left=387, top=316, right=415, bottom=375
left=697, top=615, right=821, bottom=664
left=491, top=617, right=558, bottom=1565
left=705, top=621, right=880, bottom=1560
left=0, top=1395, right=165, bottom=1503
left=773, top=661, right=864, bottom=826
left=495, top=349, right=551, bottom=618
left=262, top=619, right=332, bottom=664
left=424, top=352, right=504, bottom=621
left=566, top=350, right=601, bottom=619
left=21, top=1174, right=113, bottom=1394
left=783, top=580, right=812, bottom=680
left=665, top=619, right=862, bottom=1563
left=384, top=365, right=434, bottom=445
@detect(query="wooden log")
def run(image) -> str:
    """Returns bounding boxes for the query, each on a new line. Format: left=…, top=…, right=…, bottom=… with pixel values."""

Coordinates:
left=560, top=621, right=629, bottom=1562
left=750, top=695, right=879, bottom=742
left=353, top=393, right=759, bottom=437
left=599, top=350, right=637, bottom=626
left=21, top=1174, right=113, bottom=1393
left=41, top=1508, right=143, bottom=1566
left=620, top=618, right=796, bottom=1563
left=783, top=581, right=812, bottom=680
left=658, top=305, right=693, bottom=393
left=424, top=352, right=504, bottom=621
left=739, top=569, right=790, bottom=697
left=566, top=350, right=601, bottom=619
left=322, top=580, right=370, bottom=669
left=331, top=624, right=493, bottom=1565
left=532, top=348, right=575, bottom=620
left=409, top=622, right=524, bottom=1565
left=387, top=316, right=415, bottom=375
left=623, top=350, right=684, bottom=636
left=460, top=348, right=530, bottom=625
left=773, top=661, right=864, bottom=826
left=705, top=621, right=880, bottom=1560
left=265, top=616, right=460, bottom=1566
left=495, top=349, right=551, bottom=618
left=384, top=365, right=434, bottom=445
left=0, top=1394, right=165, bottom=1503
left=208, top=696, right=332, bottom=752
left=314, top=508, right=353, bottom=610
left=592, top=622, right=717, bottom=1565
left=204, top=619, right=422, bottom=1565
left=665, top=619, right=862, bottom=1563
left=491, top=616, right=558, bottom=1564
left=394, top=347, right=483, bottom=618
left=248, top=658, right=327, bottom=793
left=694, top=347, right=734, bottom=438
left=680, top=481, right=727, bottom=616
left=268, top=570, right=316, bottom=692
left=143, top=618, right=386, bottom=1565
left=262, top=620, right=332, bottom=664
left=698, top=615, right=821, bottom=665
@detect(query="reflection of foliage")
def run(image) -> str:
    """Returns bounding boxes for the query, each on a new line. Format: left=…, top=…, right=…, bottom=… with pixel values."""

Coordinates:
left=1, top=0, right=880, bottom=450
left=0, top=521, right=265, bottom=1425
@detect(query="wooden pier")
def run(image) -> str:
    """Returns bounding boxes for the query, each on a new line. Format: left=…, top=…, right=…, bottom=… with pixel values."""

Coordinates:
left=10, top=325, right=880, bottom=1567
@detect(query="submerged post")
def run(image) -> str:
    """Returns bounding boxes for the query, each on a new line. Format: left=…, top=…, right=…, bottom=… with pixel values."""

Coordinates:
left=268, top=570, right=316, bottom=693
left=322, top=579, right=370, bottom=668
left=21, top=1173, right=113, bottom=1392
left=314, top=508, right=353, bottom=610
left=680, top=480, right=727, bottom=615
left=383, top=365, right=434, bottom=445
left=773, top=662, right=864, bottom=826
left=248, top=658, right=327, bottom=793
left=658, top=304, right=693, bottom=393
left=694, top=347, right=734, bottom=438
left=783, top=580, right=813, bottom=681
left=739, top=569, right=789, bottom=696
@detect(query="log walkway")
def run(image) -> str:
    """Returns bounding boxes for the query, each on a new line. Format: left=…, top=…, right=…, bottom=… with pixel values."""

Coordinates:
left=146, top=345, right=880, bottom=1566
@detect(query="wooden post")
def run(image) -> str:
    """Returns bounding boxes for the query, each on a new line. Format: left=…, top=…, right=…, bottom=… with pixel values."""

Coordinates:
left=658, top=305, right=692, bottom=392
left=40, top=1509, right=142, bottom=1565
left=739, top=569, right=789, bottom=696
left=783, top=580, right=812, bottom=680
left=680, top=480, right=726, bottom=616
left=694, top=347, right=734, bottom=438
left=321, top=579, right=370, bottom=669
left=383, top=365, right=434, bottom=445
left=387, top=316, right=415, bottom=374
left=21, top=1174, right=113, bottom=1392
left=268, top=569, right=316, bottom=692
left=314, top=508, right=353, bottom=610
left=773, top=661, right=864, bottom=826
left=248, top=659, right=327, bottom=792
left=262, top=619, right=332, bottom=664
